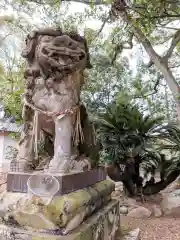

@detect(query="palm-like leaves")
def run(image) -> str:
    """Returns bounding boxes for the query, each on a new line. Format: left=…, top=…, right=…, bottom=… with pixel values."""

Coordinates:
left=158, top=123, right=180, bottom=149
left=97, top=102, right=180, bottom=195
left=157, top=123, right=180, bottom=177
left=97, top=102, right=164, bottom=165
left=140, top=150, right=162, bottom=177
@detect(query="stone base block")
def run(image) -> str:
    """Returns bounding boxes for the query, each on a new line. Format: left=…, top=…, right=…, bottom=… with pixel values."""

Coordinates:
left=7, top=167, right=106, bottom=195
left=2, top=180, right=115, bottom=234
left=0, top=200, right=120, bottom=240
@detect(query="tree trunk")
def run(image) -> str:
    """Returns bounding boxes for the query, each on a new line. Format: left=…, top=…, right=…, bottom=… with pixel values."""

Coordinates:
left=165, top=83, right=170, bottom=120
left=154, top=63, right=180, bottom=120
left=106, top=162, right=180, bottom=196
left=122, top=179, right=135, bottom=197
left=142, top=170, right=180, bottom=195
left=119, top=11, right=180, bottom=119
left=106, top=163, right=136, bottom=196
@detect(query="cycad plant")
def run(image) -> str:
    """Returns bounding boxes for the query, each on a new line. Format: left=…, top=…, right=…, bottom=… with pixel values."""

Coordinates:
left=137, top=123, right=180, bottom=195
left=98, top=102, right=163, bottom=163
left=156, top=123, right=180, bottom=181
left=97, top=101, right=167, bottom=196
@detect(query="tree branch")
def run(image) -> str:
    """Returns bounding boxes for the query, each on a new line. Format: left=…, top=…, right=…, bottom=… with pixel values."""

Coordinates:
left=111, top=0, right=180, bottom=109
left=121, top=15, right=163, bottom=68
left=0, top=33, right=11, bottom=45
left=111, top=1, right=158, bottom=62
left=144, top=30, right=180, bottom=68
left=111, top=32, right=134, bottom=63
left=29, top=0, right=106, bottom=5
left=164, top=30, right=180, bottom=60
left=157, top=25, right=180, bottom=31
left=145, top=60, right=154, bottom=68
left=142, top=74, right=161, bottom=97
left=123, top=31, right=134, bottom=49
left=92, top=15, right=110, bottom=41
left=169, top=63, right=180, bottom=69
left=149, top=14, right=180, bottom=19
left=63, top=0, right=105, bottom=4
left=111, top=44, right=123, bottom=64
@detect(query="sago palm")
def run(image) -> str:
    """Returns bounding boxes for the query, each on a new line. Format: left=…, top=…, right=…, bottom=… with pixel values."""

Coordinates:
left=157, top=123, right=180, bottom=178
left=98, top=102, right=164, bottom=164
left=97, top=102, right=165, bottom=196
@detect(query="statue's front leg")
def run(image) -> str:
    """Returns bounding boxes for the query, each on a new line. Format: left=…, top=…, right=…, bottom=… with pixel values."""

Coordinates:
left=48, top=115, right=72, bottom=174
left=14, top=106, right=35, bottom=172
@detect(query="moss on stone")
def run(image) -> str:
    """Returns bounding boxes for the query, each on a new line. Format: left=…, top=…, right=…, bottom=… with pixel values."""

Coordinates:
left=0, top=200, right=120, bottom=240
left=12, top=180, right=114, bottom=230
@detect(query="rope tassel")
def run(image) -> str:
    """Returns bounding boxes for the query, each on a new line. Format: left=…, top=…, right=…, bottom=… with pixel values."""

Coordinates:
left=72, top=107, right=84, bottom=146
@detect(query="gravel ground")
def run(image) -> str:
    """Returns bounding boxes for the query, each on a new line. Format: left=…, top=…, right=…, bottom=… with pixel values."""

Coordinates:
left=121, top=216, right=180, bottom=240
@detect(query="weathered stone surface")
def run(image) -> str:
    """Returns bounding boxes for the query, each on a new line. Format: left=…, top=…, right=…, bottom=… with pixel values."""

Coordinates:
left=145, top=193, right=163, bottom=204
left=6, top=180, right=114, bottom=234
left=119, top=206, right=128, bottom=215
left=161, top=189, right=180, bottom=217
left=123, top=228, right=140, bottom=240
left=0, top=192, right=26, bottom=218
left=69, top=158, right=91, bottom=172
left=111, top=190, right=122, bottom=198
left=16, top=28, right=93, bottom=174
left=152, top=204, right=162, bottom=218
left=7, top=168, right=106, bottom=195
left=115, top=182, right=123, bottom=192
left=127, top=206, right=151, bottom=219
left=0, top=200, right=120, bottom=240
left=123, top=198, right=138, bottom=208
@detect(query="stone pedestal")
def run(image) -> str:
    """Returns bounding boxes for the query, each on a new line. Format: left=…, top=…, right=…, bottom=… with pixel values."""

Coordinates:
left=0, top=168, right=121, bottom=239
left=7, top=168, right=106, bottom=195
left=6, top=180, right=114, bottom=232
left=0, top=200, right=120, bottom=240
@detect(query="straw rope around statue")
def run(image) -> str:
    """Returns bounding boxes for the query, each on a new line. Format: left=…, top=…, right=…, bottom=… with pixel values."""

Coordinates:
left=23, top=95, right=84, bottom=160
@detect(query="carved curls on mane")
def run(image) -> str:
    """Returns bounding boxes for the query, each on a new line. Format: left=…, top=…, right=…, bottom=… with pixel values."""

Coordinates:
left=22, top=28, right=92, bottom=69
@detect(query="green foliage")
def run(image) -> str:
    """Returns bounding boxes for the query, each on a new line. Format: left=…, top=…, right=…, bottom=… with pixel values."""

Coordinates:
left=0, top=0, right=177, bottom=122
left=97, top=100, right=164, bottom=165
left=139, top=149, right=162, bottom=177
left=127, top=0, right=180, bottom=35
left=157, top=123, right=180, bottom=176
left=97, top=100, right=180, bottom=181
left=82, top=51, right=132, bottom=113
left=3, top=88, right=23, bottom=124
left=0, top=62, right=24, bottom=124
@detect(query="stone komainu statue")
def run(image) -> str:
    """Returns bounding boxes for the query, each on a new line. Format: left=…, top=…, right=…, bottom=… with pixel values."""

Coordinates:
left=12, top=28, right=99, bottom=173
